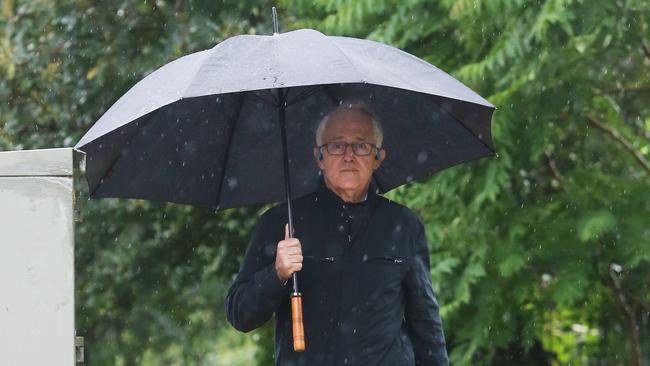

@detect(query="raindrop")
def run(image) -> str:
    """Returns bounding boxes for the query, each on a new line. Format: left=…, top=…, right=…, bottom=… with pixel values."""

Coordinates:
left=417, top=151, right=428, bottom=164
left=227, top=177, right=238, bottom=189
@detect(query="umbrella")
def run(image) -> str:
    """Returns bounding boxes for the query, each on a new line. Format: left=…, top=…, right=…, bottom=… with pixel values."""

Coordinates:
left=75, top=10, right=495, bottom=352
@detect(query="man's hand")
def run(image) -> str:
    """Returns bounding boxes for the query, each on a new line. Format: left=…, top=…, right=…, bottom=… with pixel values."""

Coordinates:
left=275, top=224, right=303, bottom=283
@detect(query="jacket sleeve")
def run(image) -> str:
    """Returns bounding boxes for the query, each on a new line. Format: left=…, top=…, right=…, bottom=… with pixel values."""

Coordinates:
left=226, top=210, right=290, bottom=332
left=404, top=220, right=449, bottom=365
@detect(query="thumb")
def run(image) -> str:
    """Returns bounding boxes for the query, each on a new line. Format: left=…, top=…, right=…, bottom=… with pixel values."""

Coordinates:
left=285, top=223, right=289, bottom=239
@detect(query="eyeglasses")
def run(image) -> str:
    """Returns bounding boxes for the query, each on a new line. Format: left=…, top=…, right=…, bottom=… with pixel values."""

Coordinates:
left=318, top=141, right=379, bottom=156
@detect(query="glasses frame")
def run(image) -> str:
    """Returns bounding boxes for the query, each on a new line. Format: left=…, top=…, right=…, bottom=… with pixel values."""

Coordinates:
left=317, top=141, right=381, bottom=157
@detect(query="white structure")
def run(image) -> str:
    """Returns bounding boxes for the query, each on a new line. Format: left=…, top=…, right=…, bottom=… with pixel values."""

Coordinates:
left=0, top=148, right=83, bottom=365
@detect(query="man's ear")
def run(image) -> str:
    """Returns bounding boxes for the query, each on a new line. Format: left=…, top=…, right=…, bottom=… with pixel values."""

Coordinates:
left=313, top=146, right=324, bottom=169
left=373, top=148, right=386, bottom=170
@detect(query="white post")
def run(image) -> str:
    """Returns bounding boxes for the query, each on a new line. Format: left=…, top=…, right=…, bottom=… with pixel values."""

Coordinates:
left=0, top=148, right=83, bottom=366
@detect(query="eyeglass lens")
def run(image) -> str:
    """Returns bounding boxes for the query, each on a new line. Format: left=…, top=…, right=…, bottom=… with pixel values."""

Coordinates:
left=326, top=142, right=373, bottom=156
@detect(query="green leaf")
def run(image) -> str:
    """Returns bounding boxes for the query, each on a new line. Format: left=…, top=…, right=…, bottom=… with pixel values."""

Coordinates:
left=577, top=210, right=616, bottom=242
left=498, top=253, right=526, bottom=277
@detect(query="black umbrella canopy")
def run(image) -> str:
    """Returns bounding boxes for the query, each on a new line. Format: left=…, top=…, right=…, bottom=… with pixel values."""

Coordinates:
left=75, top=28, right=495, bottom=210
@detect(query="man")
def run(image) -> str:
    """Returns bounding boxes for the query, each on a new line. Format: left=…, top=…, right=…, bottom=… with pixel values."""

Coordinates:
left=226, top=104, right=449, bottom=365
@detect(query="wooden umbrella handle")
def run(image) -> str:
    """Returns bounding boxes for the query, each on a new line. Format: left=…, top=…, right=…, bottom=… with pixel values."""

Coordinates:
left=291, top=292, right=305, bottom=352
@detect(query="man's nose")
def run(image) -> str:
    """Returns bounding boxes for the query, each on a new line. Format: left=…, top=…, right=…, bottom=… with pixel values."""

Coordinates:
left=343, top=144, right=355, bottom=161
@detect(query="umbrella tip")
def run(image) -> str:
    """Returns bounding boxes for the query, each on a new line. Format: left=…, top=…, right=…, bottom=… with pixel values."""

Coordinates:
left=272, top=6, right=279, bottom=35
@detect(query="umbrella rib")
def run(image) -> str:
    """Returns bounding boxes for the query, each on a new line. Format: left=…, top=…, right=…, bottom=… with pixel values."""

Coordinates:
left=248, top=91, right=277, bottom=107
left=327, top=39, right=364, bottom=82
left=88, top=110, right=163, bottom=197
left=214, top=92, right=247, bottom=210
left=429, top=95, right=496, bottom=154
left=285, top=86, right=320, bottom=107
left=322, top=84, right=341, bottom=106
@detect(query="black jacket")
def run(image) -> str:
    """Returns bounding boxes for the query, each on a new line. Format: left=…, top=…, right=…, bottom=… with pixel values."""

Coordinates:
left=226, top=182, right=449, bottom=366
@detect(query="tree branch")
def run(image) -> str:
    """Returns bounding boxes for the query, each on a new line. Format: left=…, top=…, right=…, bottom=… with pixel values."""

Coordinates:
left=174, top=0, right=186, bottom=14
left=629, top=293, right=650, bottom=313
left=594, top=85, right=650, bottom=95
left=544, top=152, right=563, bottom=182
left=147, top=0, right=167, bottom=26
left=586, top=115, right=650, bottom=175
left=607, top=267, right=642, bottom=366
left=642, top=41, right=650, bottom=62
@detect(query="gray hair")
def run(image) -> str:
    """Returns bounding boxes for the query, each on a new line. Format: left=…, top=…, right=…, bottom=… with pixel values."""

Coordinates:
left=315, top=102, right=384, bottom=147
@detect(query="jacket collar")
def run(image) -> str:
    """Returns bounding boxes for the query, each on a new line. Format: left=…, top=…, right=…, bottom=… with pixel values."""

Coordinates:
left=316, top=176, right=378, bottom=209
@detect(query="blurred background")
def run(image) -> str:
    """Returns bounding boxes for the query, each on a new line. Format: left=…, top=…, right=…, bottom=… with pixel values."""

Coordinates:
left=1, top=0, right=649, bottom=365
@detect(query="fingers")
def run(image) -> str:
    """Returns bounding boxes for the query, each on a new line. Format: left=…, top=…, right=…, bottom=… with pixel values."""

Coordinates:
left=276, top=224, right=303, bottom=282
left=285, top=247, right=302, bottom=256
left=286, top=253, right=303, bottom=262
left=281, top=238, right=301, bottom=248
left=276, top=258, right=303, bottom=282
left=278, top=242, right=302, bottom=256
left=290, top=262, right=303, bottom=272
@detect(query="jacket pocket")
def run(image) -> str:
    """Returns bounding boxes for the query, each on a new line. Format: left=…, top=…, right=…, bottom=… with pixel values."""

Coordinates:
left=358, top=253, right=407, bottom=304
left=368, top=255, right=404, bottom=265
left=304, top=255, right=335, bottom=263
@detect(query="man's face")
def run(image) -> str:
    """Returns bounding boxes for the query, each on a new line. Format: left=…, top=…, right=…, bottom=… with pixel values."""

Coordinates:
left=314, top=109, right=386, bottom=200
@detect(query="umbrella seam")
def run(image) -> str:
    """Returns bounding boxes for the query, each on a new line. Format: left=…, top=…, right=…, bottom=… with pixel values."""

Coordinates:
left=88, top=108, right=164, bottom=197
left=323, top=84, right=341, bottom=105
left=429, top=95, right=496, bottom=154
left=327, top=38, right=366, bottom=83
left=214, top=92, right=247, bottom=210
left=331, top=35, right=494, bottom=108
left=181, top=46, right=221, bottom=99
left=285, top=86, right=321, bottom=107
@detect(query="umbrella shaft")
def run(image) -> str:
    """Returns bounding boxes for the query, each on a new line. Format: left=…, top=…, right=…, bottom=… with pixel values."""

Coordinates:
left=277, top=88, right=299, bottom=294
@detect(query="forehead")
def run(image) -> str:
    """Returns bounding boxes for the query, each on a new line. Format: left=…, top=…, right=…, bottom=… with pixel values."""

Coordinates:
left=322, top=109, right=374, bottom=140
